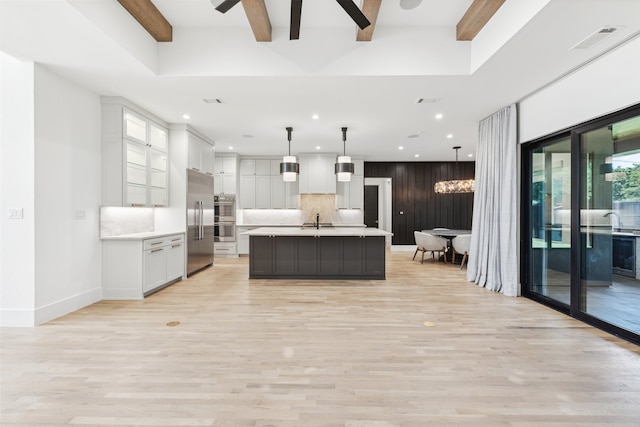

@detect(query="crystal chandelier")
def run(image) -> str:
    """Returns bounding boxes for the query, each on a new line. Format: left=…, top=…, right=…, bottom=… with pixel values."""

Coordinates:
left=434, top=146, right=475, bottom=194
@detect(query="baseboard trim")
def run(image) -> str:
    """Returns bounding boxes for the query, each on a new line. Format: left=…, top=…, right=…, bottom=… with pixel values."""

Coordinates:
left=34, top=287, right=102, bottom=325
left=0, top=309, right=35, bottom=327
left=391, top=245, right=416, bottom=252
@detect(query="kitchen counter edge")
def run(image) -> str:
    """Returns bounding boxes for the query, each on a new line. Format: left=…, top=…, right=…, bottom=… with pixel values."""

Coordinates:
left=101, top=231, right=186, bottom=241
left=242, top=227, right=392, bottom=237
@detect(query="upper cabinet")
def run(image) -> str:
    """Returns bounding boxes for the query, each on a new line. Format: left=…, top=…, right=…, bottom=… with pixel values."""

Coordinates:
left=336, top=158, right=364, bottom=209
left=214, top=154, right=238, bottom=195
left=187, top=131, right=215, bottom=176
left=299, top=154, right=337, bottom=194
left=240, top=158, right=299, bottom=209
left=102, top=98, right=169, bottom=207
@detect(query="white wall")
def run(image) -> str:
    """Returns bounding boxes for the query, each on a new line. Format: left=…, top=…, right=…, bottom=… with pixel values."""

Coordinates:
left=520, top=36, right=640, bottom=143
left=0, top=54, right=102, bottom=327
left=0, top=52, right=36, bottom=326
left=32, top=64, right=103, bottom=324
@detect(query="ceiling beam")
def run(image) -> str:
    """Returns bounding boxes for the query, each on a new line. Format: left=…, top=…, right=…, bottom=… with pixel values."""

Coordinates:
left=356, top=0, right=382, bottom=42
left=456, top=0, right=506, bottom=41
left=241, top=0, right=272, bottom=42
left=117, top=0, right=172, bottom=42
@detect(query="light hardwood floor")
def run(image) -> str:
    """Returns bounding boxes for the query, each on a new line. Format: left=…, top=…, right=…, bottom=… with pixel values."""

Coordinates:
left=2, top=252, right=640, bottom=426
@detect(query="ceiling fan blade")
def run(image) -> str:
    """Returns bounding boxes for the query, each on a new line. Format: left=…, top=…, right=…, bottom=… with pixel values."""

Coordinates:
left=290, top=0, right=302, bottom=40
left=214, top=0, right=241, bottom=14
left=336, top=0, right=370, bottom=30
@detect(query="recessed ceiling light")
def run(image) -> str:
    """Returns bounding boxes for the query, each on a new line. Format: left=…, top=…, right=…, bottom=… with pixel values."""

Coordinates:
left=435, top=113, right=443, bottom=120
left=447, top=134, right=453, bottom=139
left=228, top=146, right=233, bottom=150
left=468, top=154, right=473, bottom=158
left=312, top=114, right=319, bottom=120
left=414, top=154, right=420, bottom=158
left=316, top=146, right=321, bottom=150
left=242, top=134, right=253, bottom=139
left=182, top=114, right=190, bottom=120
left=398, top=146, right=404, bottom=150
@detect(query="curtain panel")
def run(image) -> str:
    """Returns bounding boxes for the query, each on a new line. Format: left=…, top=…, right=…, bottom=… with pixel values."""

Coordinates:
left=467, top=104, right=518, bottom=296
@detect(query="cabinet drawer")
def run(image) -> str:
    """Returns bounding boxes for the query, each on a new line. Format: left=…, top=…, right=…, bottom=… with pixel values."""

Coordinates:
left=143, top=234, right=184, bottom=250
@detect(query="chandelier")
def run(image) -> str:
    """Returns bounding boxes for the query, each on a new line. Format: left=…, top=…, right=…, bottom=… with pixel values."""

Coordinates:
left=434, top=146, right=475, bottom=194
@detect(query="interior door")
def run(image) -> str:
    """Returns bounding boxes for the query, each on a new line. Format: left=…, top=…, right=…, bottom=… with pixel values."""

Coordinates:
left=364, top=185, right=379, bottom=228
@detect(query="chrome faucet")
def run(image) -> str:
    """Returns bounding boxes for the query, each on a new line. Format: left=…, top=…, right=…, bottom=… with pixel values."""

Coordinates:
left=316, top=213, right=320, bottom=229
left=603, top=211, right=622, bottom=229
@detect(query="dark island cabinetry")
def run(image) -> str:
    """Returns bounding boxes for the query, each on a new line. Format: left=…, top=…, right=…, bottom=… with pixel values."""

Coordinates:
left=249, top=235, right=386, bottom=280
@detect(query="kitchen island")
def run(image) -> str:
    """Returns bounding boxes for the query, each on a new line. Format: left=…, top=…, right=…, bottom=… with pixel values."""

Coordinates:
left=243, top=227, right=392, bottom=280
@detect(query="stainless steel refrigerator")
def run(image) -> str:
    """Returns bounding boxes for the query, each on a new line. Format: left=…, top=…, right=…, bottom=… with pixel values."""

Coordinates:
left=187, top=169, right=214, bottom=276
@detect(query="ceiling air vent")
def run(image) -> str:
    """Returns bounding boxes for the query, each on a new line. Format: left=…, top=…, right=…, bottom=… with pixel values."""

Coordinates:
left=571, top=26, right=621, bottom=50
left=416, top=98, right=439, bottom=104
left=203, top=98, right=224, bottom=104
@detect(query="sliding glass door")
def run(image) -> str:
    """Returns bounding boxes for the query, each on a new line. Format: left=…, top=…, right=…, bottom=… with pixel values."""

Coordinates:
left=579, top=115, right=640, bottom=335
left=528, top=137, right=572, bottom=306
left=522, top=104, right=640, bottom=343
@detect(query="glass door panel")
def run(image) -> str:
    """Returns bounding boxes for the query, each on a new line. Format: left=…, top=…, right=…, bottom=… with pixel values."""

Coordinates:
left=580, top=115, right=640, bottom=334
left=529, top=138, right=572, bottom=305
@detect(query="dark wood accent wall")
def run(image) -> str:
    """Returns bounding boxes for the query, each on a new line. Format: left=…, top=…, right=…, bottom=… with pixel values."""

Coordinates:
left=365, top=162, right=475, bottom=245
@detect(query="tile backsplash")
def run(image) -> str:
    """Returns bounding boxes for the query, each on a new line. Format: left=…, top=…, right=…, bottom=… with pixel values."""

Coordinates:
left=241, top=194, right=363, bottom=225
left=100, top=207, right=154, bottom=237
left=300, top=194, right=337, bottom=223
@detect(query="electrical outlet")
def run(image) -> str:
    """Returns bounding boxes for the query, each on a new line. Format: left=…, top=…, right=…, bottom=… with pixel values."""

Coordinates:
left=76, top=210, right=86, bottom=220
left=8, top=208, right=24, bottom=219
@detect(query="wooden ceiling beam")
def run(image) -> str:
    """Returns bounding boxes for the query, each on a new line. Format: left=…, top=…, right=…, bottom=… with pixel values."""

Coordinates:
left=456, top=0, right=505, bottom=41
left=117, top=0, right=172, bottom=42
left=241, top=0, right=272, bottom=42
left=356, top=0, right=382, bottom=42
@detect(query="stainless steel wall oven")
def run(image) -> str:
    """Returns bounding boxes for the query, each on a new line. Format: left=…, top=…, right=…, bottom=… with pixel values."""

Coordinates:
left=214, top=194, right=236, bottom=242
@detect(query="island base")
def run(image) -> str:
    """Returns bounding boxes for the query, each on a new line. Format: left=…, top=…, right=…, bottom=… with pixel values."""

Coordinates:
left=249, top=235, right=386, bottom=280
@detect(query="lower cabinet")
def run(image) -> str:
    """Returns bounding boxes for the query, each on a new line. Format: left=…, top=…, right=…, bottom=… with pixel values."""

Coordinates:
left=103, top=233, right=185, bottom=300
left=249, top=235, right=385, bottom=279
left=214, top=241, right=237, bottom=257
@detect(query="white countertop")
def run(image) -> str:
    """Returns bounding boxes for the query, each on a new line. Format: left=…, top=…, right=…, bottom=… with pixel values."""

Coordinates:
left=238, top=224, right=366, bottom=228
left=242, top=227, right=392, bottom=237
left=101, top=231, right=185, bottom=241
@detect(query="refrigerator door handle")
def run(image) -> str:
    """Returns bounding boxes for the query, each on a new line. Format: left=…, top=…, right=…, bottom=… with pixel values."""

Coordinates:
left=199, top=200, right=204, bottom=240
left=195, top=200, right=201, bottom=240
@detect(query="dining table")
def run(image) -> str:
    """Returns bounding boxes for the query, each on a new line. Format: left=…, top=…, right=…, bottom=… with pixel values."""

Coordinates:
left=422, top=229, right=472, bottom=263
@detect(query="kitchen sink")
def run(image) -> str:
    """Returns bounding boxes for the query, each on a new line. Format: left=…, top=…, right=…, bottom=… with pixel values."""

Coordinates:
left=301, top=222, right=334, bottom=228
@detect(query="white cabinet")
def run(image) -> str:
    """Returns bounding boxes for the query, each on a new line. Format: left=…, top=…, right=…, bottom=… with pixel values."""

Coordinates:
left=299, top=154, right=337, bottom=194
left=188, top=132, right=214, bottom=176
left=240, top=158, right=299, bottom=209
left=336, top=158, right=364, bottom=209
left=103, top=233, right=185, bottom=300
left=214, top=155, right=238, bottom=194
left=214, top=241, right=237, bottom=257
left=102, top=99, right=169, bottom=207
left=237, top=226, right=258, bottom=255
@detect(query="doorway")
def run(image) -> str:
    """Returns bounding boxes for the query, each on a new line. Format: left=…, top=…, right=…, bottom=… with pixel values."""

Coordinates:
left=364, top=178, right=392, bottom=245
left=364, top=185, right=378, bottom=228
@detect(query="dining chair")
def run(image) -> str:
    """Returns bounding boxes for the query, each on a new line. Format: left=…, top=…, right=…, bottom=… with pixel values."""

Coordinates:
left=413, top=231, right=448, bottom=264
left=451, top=234, right=472, bottom=269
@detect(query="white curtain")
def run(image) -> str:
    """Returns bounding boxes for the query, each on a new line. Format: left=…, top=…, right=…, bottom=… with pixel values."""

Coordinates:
left=467, top=104, right=518, bottom=296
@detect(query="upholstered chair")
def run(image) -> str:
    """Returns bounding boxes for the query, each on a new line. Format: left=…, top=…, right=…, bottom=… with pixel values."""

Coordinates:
left=413, top=231, right=448, bottom=264
left=451, top=234, right=472, bottom=269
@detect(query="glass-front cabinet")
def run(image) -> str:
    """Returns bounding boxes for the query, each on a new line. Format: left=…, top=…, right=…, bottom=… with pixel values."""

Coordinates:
left=102, top=98, right=169, bottom=207
left=523, top=105, right=640, bottom=344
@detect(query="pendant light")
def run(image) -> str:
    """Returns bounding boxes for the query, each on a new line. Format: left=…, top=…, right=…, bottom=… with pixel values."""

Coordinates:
left=335, top=127, right=355, bottom=182
left=434, top=146, right=475, bottom=194
left=280, top=126, right=299, bottom=182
